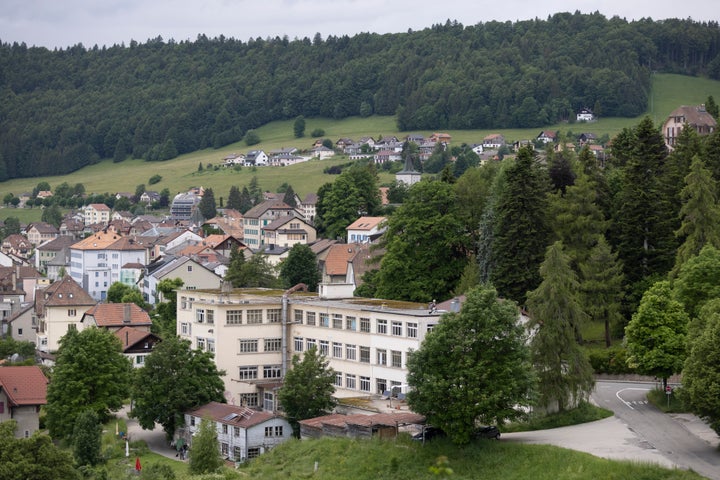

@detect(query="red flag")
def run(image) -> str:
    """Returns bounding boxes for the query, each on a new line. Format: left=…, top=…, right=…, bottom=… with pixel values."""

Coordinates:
left=135, top=457, right=142, bottom=472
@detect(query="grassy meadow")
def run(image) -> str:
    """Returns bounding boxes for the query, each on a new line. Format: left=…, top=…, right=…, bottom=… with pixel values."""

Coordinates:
left=1, top=72, right=719, bottom=226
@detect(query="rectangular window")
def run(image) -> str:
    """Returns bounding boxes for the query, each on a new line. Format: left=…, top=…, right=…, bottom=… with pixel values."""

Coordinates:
left=227, top=310, right=242, bottom=325
left=233, top=446, right=242, bottom=459
left=360, top=376, right=371, bottom=392
left=264, top=426, right=273, bottom=437
left=294, top=337, right=304, bottom=352
left=207, top=339, right=215, bottom=353
left=319, top=340, right=329, bottom=356
left=319, top=313, right=329, bottom=327
left=377, top=348, right=387, bottom=366
left=392, top=321, right=402, bottom=336
left=68, top=309, right=76, bottom=317
left=187, top=265, right=193, bottom=272
left=332, top=342, right=342, bottom=358
left=267, top=309, right=281, bottom=323
left=248, top=447, right=260, bottom=459
left=407, top=322, right=418, bottom=338
left=275, top=426, right=283, bottom=436
left=247, top=309, right=263, bottom=324
left=376, top=378, right=387, bottom=395
left=180, top=297, right=187, bottom=309
left=332, top=314, right=343, bottom=329
left=306, top=338, right=316, bottom=351
left=306, top=312, right=316, bottom=326
left=264, top=392, right=274, bottom=411
left=264, top=365, right=282, bottom=379
left=239, top=339, right=258, bottom=353
left=335, top=372, right=343, bottom=387
left=345, top=316, right=356, bottom=330
left=196, top=309, right=205, bottom=323
left=346, top=374, right=356, bottom=389
left=180, top=322, right=188, bottom=335
left=391, top=350, right=402, bottom=368
left=360, top=346, right=370, bottom=363
left=377, top=319, right=388, bottom=334
left=136, top=355, right=145, bottom=365
left=346, top=344, right=357, bottom=360
left=222, top=424, right=228, bottom=434
left=238, top=366, right=258, bottom=380
left=233, top=426, right=240, bottom=437
left=221, top=442, right=228, bottom=456
left=240, top=393, right=259, bottom=407
left=360, top=317, right=370, bottom=332
left=294, top=310, right=304, bottom=324
left=264, top=338, right=282, bottom=352
left=190, top=416, right=195, bottom=426
left=197, top=338, right=205, bottom=350
left=206, top=309, right=214, bottom=325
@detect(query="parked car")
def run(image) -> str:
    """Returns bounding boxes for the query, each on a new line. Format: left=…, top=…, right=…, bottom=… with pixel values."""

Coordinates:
left=474, top=425, right=501, bottom=439
left=411, top=426, right=446, bottom=442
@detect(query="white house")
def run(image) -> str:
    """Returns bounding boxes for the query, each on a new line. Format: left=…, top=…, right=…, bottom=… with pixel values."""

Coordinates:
left=245, top=150, right=268, bottom=166
left=576, top=108, right=595, bottom=122
left=178, top=401, right=292, bottom=463
left=83, top=204, right=111, bottom=225
left=346, top=216, right=386, bottom=244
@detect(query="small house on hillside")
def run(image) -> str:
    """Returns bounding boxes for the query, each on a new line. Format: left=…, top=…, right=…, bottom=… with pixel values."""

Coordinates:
left=576, top=108, right=595, bottom=122
left=0, top=366, right=48, bottom=437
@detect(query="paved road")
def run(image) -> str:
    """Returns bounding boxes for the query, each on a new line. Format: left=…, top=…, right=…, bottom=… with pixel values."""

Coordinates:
left=119, top=405, right=182, bottom=460
left=593, top=381, right=720, bottom=480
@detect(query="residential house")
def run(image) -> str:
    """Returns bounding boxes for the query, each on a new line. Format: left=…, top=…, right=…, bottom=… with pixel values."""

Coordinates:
left=207, top=209, right=244, bottom=238
left=537, top=130, right=557, bottom=144
left=83, top=203, right=111, bottom=225
left=25, top=222, right=59, bottom=246
left=35, top=236, right=75, bottom=275
left=471, top=143, right=484, bottom=155
left=578, top=133, right=597, bottom=145
left=114, top=326, right=162, bottom=368
left=429, top=132, right=452, bottom=144
left=59, top=217, right=85, bottom=240
left=245, top=150, right=269, bottom=166
left=170, top=192, right=201, bottom=220
left=663, top=104, right=717, bottom=148
left=139, top=191, right=160, bottom=205
left=358, top=136, right=376, bottom=150
left=69, top=231, right=151, bottom=301
left=223, top=153, right=246, bottom=167
left=45, top=248, right=71, bottom=282
left=36, top=190, right=53, bottom=201
left=3, top=304, right=36, bottom=345
left=176, top=287, right=443, bottom=412
left=267, top=152, right=307, bottom=166
left=177, top=402, right=292, bottom=463
left=300, top=193, right=318, bottom=224
left=262, top=216, right=317, bottom=250
left=35, top=275, right=96, bottom=352
left=80, top=303, right=152, bottom=333
left=148, top=229, right=203, bottom=260
left=120, top=262, right=144, bottom=288
left=346, top=217, right=386, bottom=244
left=242, top=200, right=303, bottom=250
left=335, top=138, right=354, bottom=149
left=144, top=256, right=222, bottom=304
left=310, top=146, right=335, bottom=159
left=482, top=134, right=505, bottom=149
left=373, top=150, right=402, bottom=164
left=405, top=133, right=425, bottom=143
left=417, top=140, right=437, bottom=161
left=317, top=243, right=376, bottom=299
left=111, top=211, right=134, bottom=222
left=576, top=108, right=595, bottom=122
left=1, top=234, right=32, bottom=260
left=0, top=366, right=48, bottom=437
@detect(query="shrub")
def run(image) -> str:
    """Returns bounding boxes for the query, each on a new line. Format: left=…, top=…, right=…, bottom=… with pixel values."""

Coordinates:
left=587, top=345, right=634, bottom=374
left=148, top=174, right=162, bottom=185
left=311, top=128, right=325, bottom=137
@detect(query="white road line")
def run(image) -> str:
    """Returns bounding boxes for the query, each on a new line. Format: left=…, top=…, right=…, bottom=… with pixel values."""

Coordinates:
left=616, top=387, right=651, bottom=410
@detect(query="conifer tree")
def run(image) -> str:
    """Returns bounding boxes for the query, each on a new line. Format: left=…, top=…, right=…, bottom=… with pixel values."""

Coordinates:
left=226, top=185, right=242, bottom=210
left=672, top=156, right=720, bottom=276
left=197, top=187, right=217, bottom=219
left=239, top=186, right=254, bottom=213
left=527, top=242, right=594, bottom=412
left=491, top=146, right=551, bottom=305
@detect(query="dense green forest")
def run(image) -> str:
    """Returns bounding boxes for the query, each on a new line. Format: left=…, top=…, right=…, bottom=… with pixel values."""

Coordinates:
left=1, top=12, right=719, bottom=180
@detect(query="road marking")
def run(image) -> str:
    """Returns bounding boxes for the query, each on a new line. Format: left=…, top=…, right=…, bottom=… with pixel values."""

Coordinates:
left=616, top=387, right=651, bottom=410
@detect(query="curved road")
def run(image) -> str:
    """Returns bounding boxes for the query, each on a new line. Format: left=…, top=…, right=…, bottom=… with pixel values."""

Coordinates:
left=593, top=381, right=720, bottom=480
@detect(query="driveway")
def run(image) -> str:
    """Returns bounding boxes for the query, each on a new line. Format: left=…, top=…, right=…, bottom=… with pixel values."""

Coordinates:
left=118, top=405, right=180, bottom=460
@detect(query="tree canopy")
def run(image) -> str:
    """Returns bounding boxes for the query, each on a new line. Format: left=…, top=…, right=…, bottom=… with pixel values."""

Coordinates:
left=45, top=327, right=133, bottom=440
left=0, top=421, right=80, bottom=480
left=131, top=336, right=226, bottom=437
left=188, top=419, right=224, bottom=475
left=279, top=243, right=320, bottom=291
left=406, top=285, right=535, bottom=444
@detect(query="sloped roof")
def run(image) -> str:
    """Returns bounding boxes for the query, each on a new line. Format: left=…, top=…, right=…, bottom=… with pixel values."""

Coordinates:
left=324, top=244, right=359, bottom=276
left=0, top=366, right=48, bottom=406
left=244, top=200, right=294, bottom=219
left=87, top=203, right=111, bottom=211
left=302, top=193, right=318, bottom=205
left=27, top=222, right=58, bottom=234
left=299, top=412, right=424, bottom=429
left=82, top=303, right=151, bottom=328
left=40, top=276, right=95, bottom=307
left=187, top=401, right=279, bottom=429
left=113, top=326, right=160, bottom=352
left=36, top=235, right=76, bottom=252
left=71, top=230, right=124, bottom=250
left=668, top=105, right=718, bottom=128
left=346, top=216, right=387, bottom=232
left=108, top=236, right=150, bottom=251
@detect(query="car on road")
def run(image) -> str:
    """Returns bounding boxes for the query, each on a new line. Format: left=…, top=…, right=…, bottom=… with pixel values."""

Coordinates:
left=474, top=425, right=501, bottom=439
left=412, top=426, right=446, bottom=442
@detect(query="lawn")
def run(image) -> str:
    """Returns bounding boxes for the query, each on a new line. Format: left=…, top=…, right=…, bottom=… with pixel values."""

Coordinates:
left=1, top=73, right=718, bottom=206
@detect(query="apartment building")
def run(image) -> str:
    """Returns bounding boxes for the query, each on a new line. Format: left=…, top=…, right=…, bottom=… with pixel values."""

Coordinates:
left=176, top=287, right=441, bottom=412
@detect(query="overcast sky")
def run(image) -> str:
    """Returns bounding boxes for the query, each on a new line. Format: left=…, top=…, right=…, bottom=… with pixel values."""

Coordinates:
left=1, top=0, right=717, bottom=50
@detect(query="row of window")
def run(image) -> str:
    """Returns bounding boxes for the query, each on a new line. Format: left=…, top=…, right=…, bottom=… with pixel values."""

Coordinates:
left=238, top=365, right=282, bottom=380
left=293, top=310, right=418, bottom=338
left=293, top=337, right=404, bottom=368
left=334, top=373, right=402, bottom=395
left=239, top=338, right=281, bottom=353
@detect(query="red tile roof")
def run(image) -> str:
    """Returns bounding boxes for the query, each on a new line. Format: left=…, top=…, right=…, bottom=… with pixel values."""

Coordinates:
left=0, top=366, right=48, bottom=406
left=83, top=303, right=151, bottom=328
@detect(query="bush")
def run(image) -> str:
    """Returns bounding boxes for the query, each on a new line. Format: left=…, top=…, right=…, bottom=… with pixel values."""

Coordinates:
left=311, top=128, right=325, bottom=137
left=148, top=174, right=162, bottom=185
left=587, top=345, right=634, bottom=374
left=245, top=130, right=260, bottom=146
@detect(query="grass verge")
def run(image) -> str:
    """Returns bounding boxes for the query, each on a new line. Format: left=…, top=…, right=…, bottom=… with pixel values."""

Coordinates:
left=647, top=387, right=688, bottom=414
left=502, top=401, right=613, bottom=433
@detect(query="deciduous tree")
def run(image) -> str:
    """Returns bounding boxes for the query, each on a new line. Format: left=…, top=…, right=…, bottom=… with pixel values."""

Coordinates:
left=293, top=115, right=306, bottom=138
left=682, top=310, right=720, bottom=435
left=672, top=245, right=720, bottom=320
left=279, top=244, right=320, bottom=291
left=131, top=336, right=226, bottom=438
left=407, top=285, right=535, bottom=444
left=527, top=242, right=594, bottom=412
left=189, top=419, right=224, bottom=475
left=278, top=346, right=336, bottom=437
left=46, top=328, right=132, bottom=439
left=72, top=410, right=102, bottom=467
left=0, top=421, right=79, bottom=480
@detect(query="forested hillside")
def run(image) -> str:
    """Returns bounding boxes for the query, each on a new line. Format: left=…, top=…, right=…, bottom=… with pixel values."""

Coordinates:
left=1, top=12, right=719, bottom=180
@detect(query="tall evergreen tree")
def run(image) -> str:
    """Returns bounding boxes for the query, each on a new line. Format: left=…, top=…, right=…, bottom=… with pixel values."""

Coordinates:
left=226, top=185, right=242, bottom=211
left=224, top=245, right=247, bottom=288
left=612, top=116, right=674, bottom=308
left=527, top=242, right=595, bottom=412
left=239, top=186, right=254, bottom=213
left=491, top=147, right=551, bottom=305
left=683, top=311, right=720, bottom=435
left=579, top=236, right=625, bottom=347
left=197, top=187, right=217, bottom=219
left=282, top=185, right=298, bottom=207
left=293, top=115, right=306, bottom=138
left=248, top=176, right=263, bottom=205
left=672, top=156, right=720, bottom=276
left=706, top=95, right=719, bottom=120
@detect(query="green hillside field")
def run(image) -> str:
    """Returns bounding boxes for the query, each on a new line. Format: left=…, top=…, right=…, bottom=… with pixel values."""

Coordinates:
left=1, top=73, right=718, bottom=225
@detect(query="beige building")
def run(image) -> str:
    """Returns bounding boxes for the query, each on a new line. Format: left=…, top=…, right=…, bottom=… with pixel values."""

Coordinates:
left=35, top=276, right=96, bottom=352
left=176, top=287, right=441, bottom=412
left=663, top=104, right=717, bottom=149
left=83, top=203, right=111, bottom=225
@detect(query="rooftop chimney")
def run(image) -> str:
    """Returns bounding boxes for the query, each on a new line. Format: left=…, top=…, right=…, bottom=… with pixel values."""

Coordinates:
left=123, top=304, right=131, bottom=323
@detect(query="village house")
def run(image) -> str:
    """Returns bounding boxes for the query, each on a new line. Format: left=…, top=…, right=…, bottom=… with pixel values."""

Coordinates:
left=177, top=401, right=292, bottom=463
left=482, top=133, right=505, bottom=149
left=0, top=366, right=48, bottom=437
left=537, top=130, right=558, bottom=144
left=262, top=216, right=317, bottom=250
left=34, top=236, right=75, bottom=275
left=114, top=326, right=162, bottom=367
left=245, top=150, right=269, bottom=166
left=242, top=200, right=304, bottom=250
left=83, top=203, right=112, bottom=225
left=576, top=108, right=595, bottom=122
left=35, top=276, right=96, bottom=353
left=24, top=222, right=59, bottom=246
left=1, top=234, right=32, bottom=260
left=310, top=145, right=335, bottom=159
left=80, top=302, right=152, bottom=333
left=346, top=217, right=387, bottom=244
left=143, top=256, right=222, bottom=304
left=663, top=104, right=717, bottom=149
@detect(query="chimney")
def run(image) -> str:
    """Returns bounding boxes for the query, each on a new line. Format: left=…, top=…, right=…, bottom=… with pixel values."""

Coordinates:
left=125, top=330, right=129, bottom=346
left=123, top=304, right=131, bottom=323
